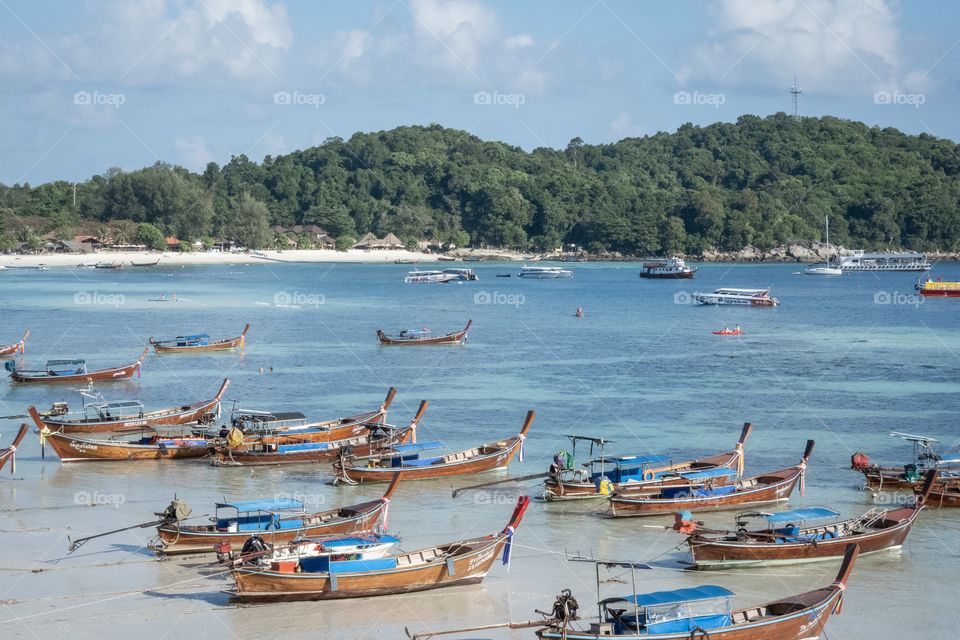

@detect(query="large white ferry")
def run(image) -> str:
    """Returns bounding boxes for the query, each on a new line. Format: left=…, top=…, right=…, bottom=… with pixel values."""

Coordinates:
left=838, top=251, right=931, bottom=272
left=639, top=257, right=696, bottom=279
left=518, top=266, right=573, bottom=279
left=694, top=287, right=779, bottom=307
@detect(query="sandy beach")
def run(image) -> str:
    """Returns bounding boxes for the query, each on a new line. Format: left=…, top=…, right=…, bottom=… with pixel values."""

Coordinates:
left=0, top=248, right=447, bottom=268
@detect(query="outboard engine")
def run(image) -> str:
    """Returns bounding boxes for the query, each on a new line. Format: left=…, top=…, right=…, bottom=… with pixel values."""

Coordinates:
left=4, top=361, right=15, bottom=373
left=551, top=589, right=579, bottom=622
left=157, top=498, right=192, bottom=523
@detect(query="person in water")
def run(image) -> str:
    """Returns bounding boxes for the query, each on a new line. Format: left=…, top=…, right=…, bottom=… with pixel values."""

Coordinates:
left=575, top=306, right=584, bottom=318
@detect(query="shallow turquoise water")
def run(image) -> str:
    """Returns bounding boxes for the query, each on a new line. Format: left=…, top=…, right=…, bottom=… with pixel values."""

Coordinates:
left=1, top=262, right=959, bottom=639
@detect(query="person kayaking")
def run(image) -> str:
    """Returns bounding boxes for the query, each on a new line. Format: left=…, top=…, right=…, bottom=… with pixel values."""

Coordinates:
left=575, top=306, right=584, bottom=318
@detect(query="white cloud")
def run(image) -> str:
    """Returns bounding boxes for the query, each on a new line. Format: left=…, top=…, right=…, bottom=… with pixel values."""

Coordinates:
left=175, top=136, right=214, bottom=169
left=683, top=0, right=924, bottom=95
left=1, top=0, right=292, bottom=86
left=607, top=112, right=645, bottom=140
left=313, top=1, right=549, bottom=94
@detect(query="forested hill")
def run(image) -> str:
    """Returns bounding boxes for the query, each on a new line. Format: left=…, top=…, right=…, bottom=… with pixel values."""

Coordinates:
left=2, top=112, right=960, bottom=254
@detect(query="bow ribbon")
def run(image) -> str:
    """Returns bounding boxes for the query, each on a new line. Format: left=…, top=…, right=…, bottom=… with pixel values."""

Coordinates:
left=799, top=462, right=806, bottom=497
left=502, top=525, right=516, bottom=572
left=7, top=444, right=15, bottom=475
left=381, top=497, right=391, bottom=531
left=735, top=442, right=744, bottom=476
left=831, top=581, right=846, bottom=615
left=517, top=434, right=525, bottom=462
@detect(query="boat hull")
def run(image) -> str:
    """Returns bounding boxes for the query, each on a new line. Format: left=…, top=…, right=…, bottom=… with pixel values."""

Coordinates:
left=376, top=320, right=471, bottom=345
left=213, top=427, right=412, bottom=466
left=151, top=325, right=249, bottom=353
left=537, top=589, right=840, bottom=640
left=609, top=467, right=802, bottom=518
left=336, top=438, right=522, bottom=483
left=42, top=431, right=210, bottom=462
left=28, top=379, right=228, bottom=434
left=689, top=508, right=916, bottom=568
left=154, top=500, right=387, bottom=555
left=638, top=270, right=696, bottom=279
left=11, top=358, right=144, bottom=383
left=231, top=535, right=506, bottom=602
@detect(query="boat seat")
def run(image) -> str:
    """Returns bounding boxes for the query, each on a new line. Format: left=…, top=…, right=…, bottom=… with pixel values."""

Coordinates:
left=745, top=608, right=765, bottom=621
left=404, top=457, right=443, bottom=467
left=731, top=611, right=748, bottom=624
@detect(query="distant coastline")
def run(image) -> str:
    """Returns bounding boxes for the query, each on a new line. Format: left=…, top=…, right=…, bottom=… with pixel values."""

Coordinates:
left=3, top=244, right=958, bottom=269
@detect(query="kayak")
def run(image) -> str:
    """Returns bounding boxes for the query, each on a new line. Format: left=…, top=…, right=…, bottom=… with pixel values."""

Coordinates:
left=713, top=329, right=743, bottom=335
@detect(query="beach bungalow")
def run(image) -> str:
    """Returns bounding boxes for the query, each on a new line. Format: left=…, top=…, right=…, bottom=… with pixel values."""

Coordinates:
left=354, top=232, right=381, bottom=250
left=165, top=236, right=182, bottom=252
left=382, top=232, right=405, bottom=250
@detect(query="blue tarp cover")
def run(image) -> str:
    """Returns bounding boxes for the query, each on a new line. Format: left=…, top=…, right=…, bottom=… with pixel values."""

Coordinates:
left=678, top=468, right=738, bottom=480
left=324, top=535, right=400, bottom=547
left=216, top=499, right=304, bottom=512
left=761, top=507, right=840, bottom=523
left=608, top=585, right=735, bottom=607
left=609, top=454, right=670, bottom=465
left=388, top=441, right=444, bottom=452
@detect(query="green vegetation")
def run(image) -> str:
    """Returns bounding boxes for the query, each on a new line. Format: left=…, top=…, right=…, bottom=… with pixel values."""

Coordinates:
left=2, top=113, right=959, bottom=252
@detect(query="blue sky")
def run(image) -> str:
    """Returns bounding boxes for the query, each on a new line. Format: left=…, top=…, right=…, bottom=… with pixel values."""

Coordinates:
left=2, top=0, right=959, bottom=185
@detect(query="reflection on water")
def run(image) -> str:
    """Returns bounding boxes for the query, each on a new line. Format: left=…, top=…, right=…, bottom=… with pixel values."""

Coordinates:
left=1, top=262, right=959, bottom=638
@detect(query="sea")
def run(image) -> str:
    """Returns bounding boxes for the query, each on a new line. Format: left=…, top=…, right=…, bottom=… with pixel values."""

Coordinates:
left=1, top=261, right=958, bottom=639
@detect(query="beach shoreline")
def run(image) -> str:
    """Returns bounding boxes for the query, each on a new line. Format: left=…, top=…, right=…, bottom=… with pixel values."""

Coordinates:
left=0, top=249, right=447, bottom=268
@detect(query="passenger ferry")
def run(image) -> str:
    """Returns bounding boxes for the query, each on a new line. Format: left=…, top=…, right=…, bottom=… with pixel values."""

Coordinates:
left=639, top=257, right=696, bottom=279
left=694, top=288, right=779, bottom=307
left=404, top=268, right=478, bottom=283
left=838, top=251, right=931, bottom=272
left=518, top=266, right=573, bottom=279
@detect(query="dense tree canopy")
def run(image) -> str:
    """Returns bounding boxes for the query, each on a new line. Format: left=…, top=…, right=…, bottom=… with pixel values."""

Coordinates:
left=2, top=114, right=960, bottom=253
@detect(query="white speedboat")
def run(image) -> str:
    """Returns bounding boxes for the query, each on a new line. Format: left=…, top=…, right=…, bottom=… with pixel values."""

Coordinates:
left=804, top=217, right=842, bottom=276
left=694, top=287, right=779, bottom=307
left=518, top=266, right=573, bottom=279
left=404, top=268, right=477, bottom=283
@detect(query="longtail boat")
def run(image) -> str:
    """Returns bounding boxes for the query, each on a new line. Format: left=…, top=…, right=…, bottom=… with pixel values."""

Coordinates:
left=0, top=330, right=28, bottom=356
left=39, top=427, right=210, bottom=462
left=149, top=324, right=249, bottom=353
left=226, top=533, right=402, bottom=569
left=376, top=320, right=471, bottom=345
left=852, top=431, right=959, bottom=490
left=333, top=408, right=534, bottom=484
left=209, top=387, right=397, bottom=445
left=229, top=495, right=530, bottom=602
left=7, top=348, right=148, bottom=383
left=211, top=400, right=422, bottom=466
left=679, top=470, right=936, bottom=569
left=0, top=424, right=29, bottom=473
left=152, top=474, right=402, bottom=555
left=535, top=544, right=859, bottom=639
left=212, top=424, right=414, bottom=466
left=919, top=476, right=960, bottom=508
left=544, top=424, right=752, bottom=501
left=608, top=440, right=814, bottom=518
left=27, top=379, right=229, bottom=434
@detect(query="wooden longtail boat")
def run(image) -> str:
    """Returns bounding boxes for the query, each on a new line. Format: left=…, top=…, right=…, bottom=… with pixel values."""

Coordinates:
left=333, top=409, right=534, bottom=484
left=0, top=424, right=29, bottom=473
left=0, top=330, right=29, bottom=356
left=919, top=476, right=960, bottom=508
left=229, top=495, right=530, bottom=602
left=681, top=470, right=936, bottom=569
left=39, top=427, right=211, bottom=462
left=853, top=431, right=959, bottom=490
left=152, top=474, right=402, bottom=555
left=212, top=424, right=415, bottom=466
left=150, top=324, right=249, bottom=353
left=7, top=348, right=148, bottom=384
left=608, top=441, right=814, bottom=518
left=211, top=400, right=421, bottom=466
left=376, top=320, right=471, bottom=345
left=27, top=379, right=230, bottom=434
left=544, top=423, right=752, bottom=501
left=213, top=388, right=397, bottom=446
left=535, top=544, right=860, bottom=640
